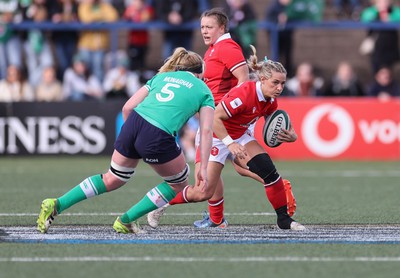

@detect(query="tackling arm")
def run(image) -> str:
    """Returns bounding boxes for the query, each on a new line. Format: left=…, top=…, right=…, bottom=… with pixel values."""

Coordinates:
left=121, top=86, right=149, bottom=121
left=196, top=106, right=214, bottom=191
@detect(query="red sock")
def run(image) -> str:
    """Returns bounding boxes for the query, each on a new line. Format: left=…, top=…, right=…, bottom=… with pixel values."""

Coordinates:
left=208, top=198, right=224, bottom=224
left=264, top=177, right=287, bottom=210
left=169, top=186, right=189, bottom=205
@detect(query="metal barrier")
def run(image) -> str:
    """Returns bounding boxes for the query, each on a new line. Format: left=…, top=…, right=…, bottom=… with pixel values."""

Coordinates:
left=9, top=20, right=400, bottom=61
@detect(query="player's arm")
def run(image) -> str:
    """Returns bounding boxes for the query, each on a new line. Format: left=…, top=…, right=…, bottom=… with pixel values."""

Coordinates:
left=214, top=104, right=247, bottom=159
left=196, top=105, right=214, bottom=192
left=121, top=86, right=149, bottom=121
left=232, top=64, right=250, bottom=85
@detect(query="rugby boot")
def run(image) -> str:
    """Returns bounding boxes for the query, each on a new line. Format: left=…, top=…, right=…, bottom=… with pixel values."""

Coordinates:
left=37, top=198, right=58, bottom=233
left=193, top=211, right=228, bottom=228
left=147, top=204, right=169, bottom=228
left=283, top=179, right=297, bottom=217
left=113, top=217, right=143, bottom=234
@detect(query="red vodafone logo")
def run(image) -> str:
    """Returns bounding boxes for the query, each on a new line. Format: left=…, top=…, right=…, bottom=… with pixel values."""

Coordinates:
left=301, top=104, right=355, bottom=158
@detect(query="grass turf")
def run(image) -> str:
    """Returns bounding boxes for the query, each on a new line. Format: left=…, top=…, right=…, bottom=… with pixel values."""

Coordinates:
left=1, top=156, right=400, bottom=277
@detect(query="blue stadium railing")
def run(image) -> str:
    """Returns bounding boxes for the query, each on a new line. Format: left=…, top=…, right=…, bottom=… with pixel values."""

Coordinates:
left=9, top=20, right=400, bottom=61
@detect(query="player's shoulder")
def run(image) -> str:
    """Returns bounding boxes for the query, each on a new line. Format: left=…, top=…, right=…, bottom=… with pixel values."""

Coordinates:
left=215, top=38, right=243, bottom=53
left=234, top=80, right=256, bottom=95
left=225, top=81, right=254, bottom=101
left=219, top=37, right=241, bottom=47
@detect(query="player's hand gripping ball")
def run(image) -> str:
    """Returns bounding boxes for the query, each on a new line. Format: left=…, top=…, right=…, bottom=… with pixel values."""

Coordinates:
left=263, top=109, right=291, bottom=148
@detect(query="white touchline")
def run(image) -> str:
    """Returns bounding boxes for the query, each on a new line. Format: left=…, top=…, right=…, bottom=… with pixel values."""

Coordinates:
left=1, top=256, right=400, bottom=263
left=0, top=212, right=275, bottom=217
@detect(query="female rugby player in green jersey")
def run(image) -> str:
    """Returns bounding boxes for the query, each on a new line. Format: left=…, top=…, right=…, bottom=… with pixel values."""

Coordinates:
left=37, top=47, right=215, bottom=234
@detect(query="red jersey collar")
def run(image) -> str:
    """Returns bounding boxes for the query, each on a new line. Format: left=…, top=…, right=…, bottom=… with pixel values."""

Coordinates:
left=212, top=33, right=232, bottom=47
left=256, top=81, right=275, bottom=103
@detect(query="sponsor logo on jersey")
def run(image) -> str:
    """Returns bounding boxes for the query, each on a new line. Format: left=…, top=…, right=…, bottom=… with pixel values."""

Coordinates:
left=230, top=98, right=242, bottom=109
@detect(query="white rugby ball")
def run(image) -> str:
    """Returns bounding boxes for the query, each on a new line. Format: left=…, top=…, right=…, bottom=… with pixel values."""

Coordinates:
left=263, top=109, right=291, bottom=148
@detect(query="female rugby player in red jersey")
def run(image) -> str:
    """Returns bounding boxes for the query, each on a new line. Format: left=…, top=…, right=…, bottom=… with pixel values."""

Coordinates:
left=205, top=45, right=305, bottom=230
left=148, top=8, right=299, bottom=229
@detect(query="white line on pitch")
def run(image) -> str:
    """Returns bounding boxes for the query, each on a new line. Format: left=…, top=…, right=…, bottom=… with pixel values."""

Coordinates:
left=1, top=256, right=400, bottom=263
left=0, top=212, right=275, bottom=217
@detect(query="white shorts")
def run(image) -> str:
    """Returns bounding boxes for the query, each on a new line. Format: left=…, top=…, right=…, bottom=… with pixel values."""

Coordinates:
left=194, top=129, right=255, bottom=165
left=195, top=123, right=256, bottom=164
left=195, top=122, right=256, bottom=147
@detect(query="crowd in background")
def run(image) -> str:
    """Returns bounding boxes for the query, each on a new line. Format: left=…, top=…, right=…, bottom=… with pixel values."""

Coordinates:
left=0, top=0, right=400, bottom=103
left=1, top=0, right=400, bottom=162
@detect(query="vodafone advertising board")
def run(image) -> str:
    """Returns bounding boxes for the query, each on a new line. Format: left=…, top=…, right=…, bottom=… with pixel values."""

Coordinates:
left=254, top=98, right=400, bottom=160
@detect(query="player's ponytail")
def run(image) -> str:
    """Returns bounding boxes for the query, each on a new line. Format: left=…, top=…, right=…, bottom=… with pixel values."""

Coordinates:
left=247, top=45, right=286, bottom=80
left=159, top=47, right=204, bottom=74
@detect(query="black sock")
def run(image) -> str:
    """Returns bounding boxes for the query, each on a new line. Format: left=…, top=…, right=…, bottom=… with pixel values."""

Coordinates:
left=276, top=205, right=293, bottom=229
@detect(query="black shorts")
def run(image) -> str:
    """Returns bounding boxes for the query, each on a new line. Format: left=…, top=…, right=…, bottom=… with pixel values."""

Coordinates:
left=114, top=110, right=182, bottom=164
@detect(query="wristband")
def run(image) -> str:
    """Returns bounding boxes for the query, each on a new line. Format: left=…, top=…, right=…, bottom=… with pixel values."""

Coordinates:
left=222, top=135, right=234, bottom=146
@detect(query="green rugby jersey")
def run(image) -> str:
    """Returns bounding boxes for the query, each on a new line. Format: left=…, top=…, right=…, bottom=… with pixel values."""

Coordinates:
left=134, top=71, right=215, bottom=137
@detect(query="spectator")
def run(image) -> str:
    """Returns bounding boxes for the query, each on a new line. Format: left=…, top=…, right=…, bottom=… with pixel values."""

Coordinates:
left=22, top=0, right=54, bottom=88
left=154, top=0, right=209, bottom=59
left=322, top=61, right=365, bottom=97
left=48, top=0, right=79, bottom=81
left=110, top=0, right=125, bottom=17
left=62, top=54, right=103, bottom=101
left=333, top=0, right=362, bottom=20
left=36, top=66, right=63, bottom=101
left=223, top=0, right=257, bottom=58
left=366, top=66, right=400, bottom=100
left=103, top=53, right=141, bottom=100
left=360, top=0, right=400, bottom=74
left=0, top=65, right=35, bottom=102
left=266, top=0, right=324, bottom=77
left=285, top=62, right=324, bottom=97
left=0, top=0, right=23, bottom=80
left=123, top=0, right=154, bottom=74
left=77, top=0, right=118, bottom=81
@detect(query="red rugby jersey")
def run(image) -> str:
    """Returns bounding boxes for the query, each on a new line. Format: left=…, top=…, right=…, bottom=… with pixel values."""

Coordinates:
left=203, top=34, right=247, bottom=105
left=219, top=81, right=278, bottom=139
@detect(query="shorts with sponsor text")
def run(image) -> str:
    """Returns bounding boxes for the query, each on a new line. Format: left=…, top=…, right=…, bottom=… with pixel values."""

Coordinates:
left=114, top=110, right=181, bottom=164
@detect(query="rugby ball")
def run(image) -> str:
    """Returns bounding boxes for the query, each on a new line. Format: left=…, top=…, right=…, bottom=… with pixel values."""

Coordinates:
left=263, top=109, right=291, bottom=148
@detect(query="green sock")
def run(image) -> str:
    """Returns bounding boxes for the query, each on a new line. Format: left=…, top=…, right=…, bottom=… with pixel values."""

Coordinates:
left=120, top=182, right=176, bottom=223
left=56, top=174, right=107, bottom=213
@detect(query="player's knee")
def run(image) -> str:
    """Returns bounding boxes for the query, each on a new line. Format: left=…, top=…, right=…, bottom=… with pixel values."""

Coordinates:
left=109, top=161, right=135, bottom=183
left=162, top=163, right=190, bottom=184
left=246, top=153, right=280, bottom=185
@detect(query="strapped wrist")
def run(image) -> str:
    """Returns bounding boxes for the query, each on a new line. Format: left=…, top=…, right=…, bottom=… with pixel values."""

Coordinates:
left=222, top=135, right=234, bottom=146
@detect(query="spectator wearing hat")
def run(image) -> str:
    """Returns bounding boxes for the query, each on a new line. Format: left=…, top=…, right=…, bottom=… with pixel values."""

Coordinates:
left=62, top=54, right=103, bottom=101
left=103, top=55, right=141, bottom=100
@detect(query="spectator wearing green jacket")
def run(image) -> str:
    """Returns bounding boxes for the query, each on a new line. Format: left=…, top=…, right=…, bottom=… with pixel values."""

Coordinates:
left=360, top=0, right=400, bottom=73
left=265, top=0, right=324, bottom=77
left=223, top=0, right=257, bottom=58
left=0, top=0, right=23, bottom=80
